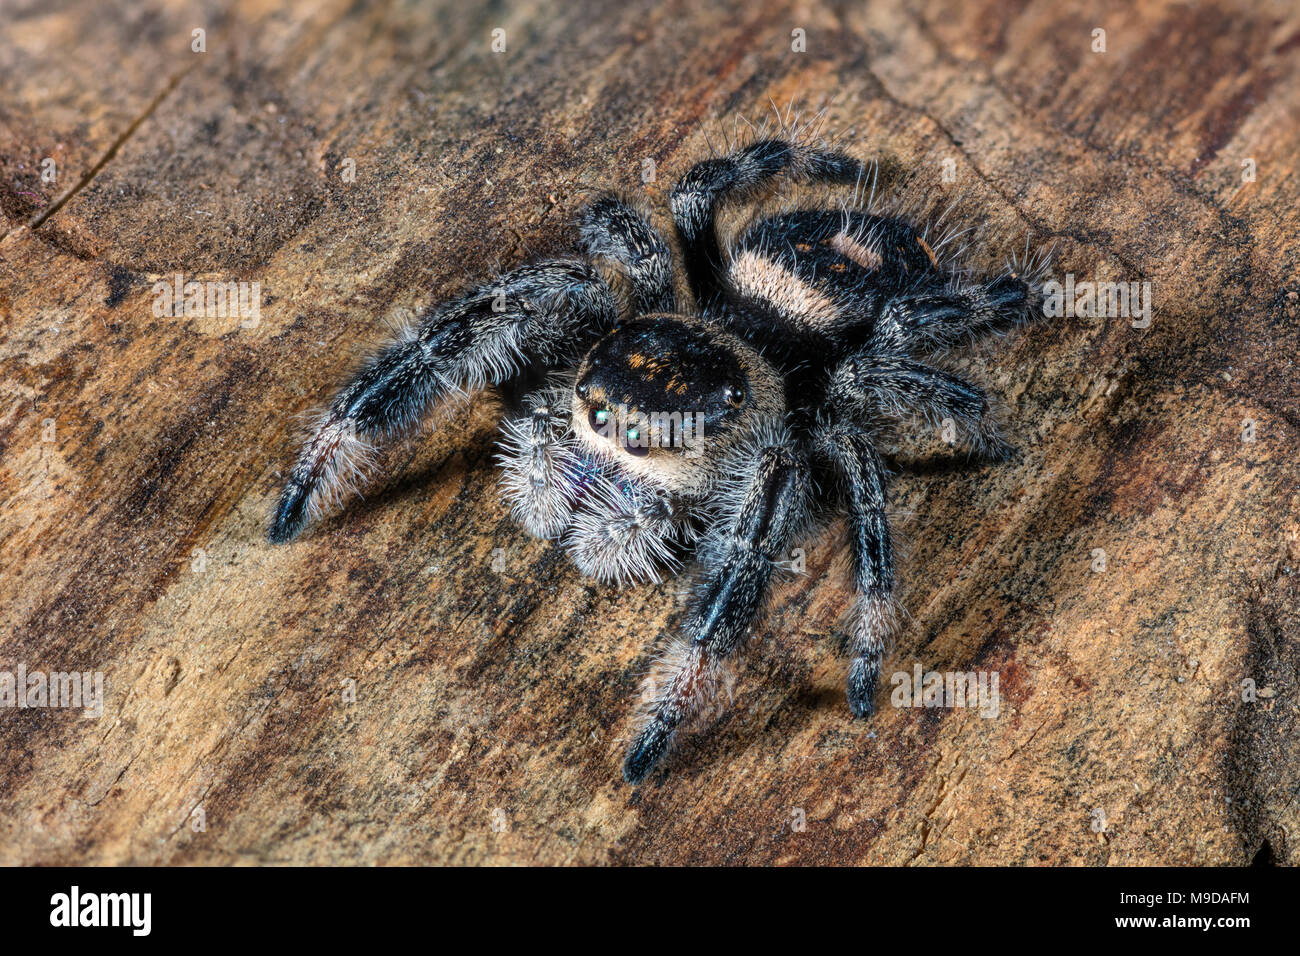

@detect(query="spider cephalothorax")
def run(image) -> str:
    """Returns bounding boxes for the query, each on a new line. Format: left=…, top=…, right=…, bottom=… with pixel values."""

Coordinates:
left=269, top=124, right=1046, bottom=784
left=571, top=316, right=784, bottom=487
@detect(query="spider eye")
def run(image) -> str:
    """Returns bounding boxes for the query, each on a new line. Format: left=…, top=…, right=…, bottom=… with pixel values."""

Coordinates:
left=589, top=408, right=610, bottom=433
left=624, top=426, right=649, bottom=458
left=724, top=384, right=746, bottom=407
left=575, top=382, right=590, bottom=400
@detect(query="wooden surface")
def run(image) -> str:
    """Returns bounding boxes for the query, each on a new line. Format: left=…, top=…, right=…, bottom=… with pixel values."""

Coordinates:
left=2, top=0, right=1298, bottom=865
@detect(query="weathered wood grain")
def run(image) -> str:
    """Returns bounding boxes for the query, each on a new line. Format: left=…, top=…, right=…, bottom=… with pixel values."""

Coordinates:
left=1, top=0, right=1298, bottom=865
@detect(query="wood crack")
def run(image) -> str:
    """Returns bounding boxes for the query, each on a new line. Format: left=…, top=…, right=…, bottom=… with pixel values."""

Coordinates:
left=23, top=64, right=195, bottom=235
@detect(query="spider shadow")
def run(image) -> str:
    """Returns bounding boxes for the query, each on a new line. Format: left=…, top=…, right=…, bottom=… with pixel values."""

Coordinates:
left=657, top=684, right=848, bottom=787
left=340, top=437, right=496, bottom=529
left=650, top=448, right=1024, bottom=785
left=884, top=446, right=1020, bottom=479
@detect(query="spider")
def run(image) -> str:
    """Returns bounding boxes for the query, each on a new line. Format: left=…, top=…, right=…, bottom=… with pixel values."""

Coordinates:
left=268, top=129, right=1045, bottom=784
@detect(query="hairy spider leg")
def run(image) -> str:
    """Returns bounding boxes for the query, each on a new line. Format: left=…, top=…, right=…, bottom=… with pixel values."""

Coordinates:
left=815, top=424, right=898, bottom=716
left=578, top=195, right=676, bottom=315
left=270, top=258, right=616, bottom=543
left=624, top=441, right=810, bottom=783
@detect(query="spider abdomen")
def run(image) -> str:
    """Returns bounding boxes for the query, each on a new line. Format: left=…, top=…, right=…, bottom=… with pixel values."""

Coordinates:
left=725, top=210, right=942, bottom=352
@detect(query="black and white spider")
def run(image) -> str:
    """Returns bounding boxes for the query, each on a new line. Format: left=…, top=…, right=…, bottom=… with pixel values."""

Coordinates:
left=268, top=127, right=1045, bottom=784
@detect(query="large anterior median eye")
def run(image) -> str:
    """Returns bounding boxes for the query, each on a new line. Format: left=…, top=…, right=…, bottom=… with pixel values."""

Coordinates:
left=623, top=423, right=649, bottom=458
left=588, top=408, right=610, bottom=434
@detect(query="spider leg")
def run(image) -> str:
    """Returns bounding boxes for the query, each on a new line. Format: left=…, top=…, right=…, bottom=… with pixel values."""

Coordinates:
left=499, top=383, right=693, bottom=558
left=830, top=353, right=1010, bottom=459
left=670, top=138, right=865, bottom=310
left=497, top=385, right=584, bottom=539
left=564, top=483, right=690, bottom=586
left=623, top=441, right=810, bottom=784
left=269, top=258, right=616, bottom=543
left=578, top=196, right=675, bottom=315
left=874, top=274, right=1038, bottom=354
left=815, top=424, right=897, bottom=717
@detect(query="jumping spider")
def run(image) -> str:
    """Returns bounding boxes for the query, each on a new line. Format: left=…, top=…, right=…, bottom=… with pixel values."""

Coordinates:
left=269, top=131, right=1045, bottom=783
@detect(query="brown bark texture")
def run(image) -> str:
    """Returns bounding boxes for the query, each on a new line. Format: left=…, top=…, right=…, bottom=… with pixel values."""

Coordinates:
left=1, top=0, right=1298, bottom=865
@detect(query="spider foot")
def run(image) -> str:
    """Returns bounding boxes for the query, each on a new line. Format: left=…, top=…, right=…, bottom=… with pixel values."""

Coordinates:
left=623, top=719, right=673, bottom=784
left=847, top=656, right=881, bottom=718
left=845, top=590, right=896, bottom=718
left=981, top=433, right=1017, bottom=463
